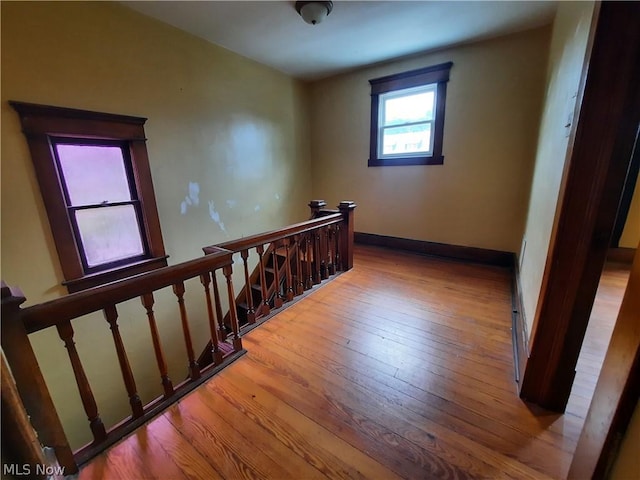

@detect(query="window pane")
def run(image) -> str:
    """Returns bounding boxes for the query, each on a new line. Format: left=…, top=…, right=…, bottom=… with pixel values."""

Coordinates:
left=56, top=144, right=132, bottom=206
left=76, top=205, right=144, bottom=267
left=383, top=91, right=435, bottom=126
left=382, top=123, right=432, bottom=156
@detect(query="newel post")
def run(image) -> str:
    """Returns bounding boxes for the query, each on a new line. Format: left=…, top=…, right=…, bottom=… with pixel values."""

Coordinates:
left=309, top=199, right=327, bottom=218
left=338, top=201, right=357, bottom=271
left=1, top=282, right=78, bottom=474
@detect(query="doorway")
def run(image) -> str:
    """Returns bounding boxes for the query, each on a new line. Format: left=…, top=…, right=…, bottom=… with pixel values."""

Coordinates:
left=519, top=1, right=640, bottom=413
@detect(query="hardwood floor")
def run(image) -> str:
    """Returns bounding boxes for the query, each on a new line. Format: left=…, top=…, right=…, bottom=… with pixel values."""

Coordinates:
left=566, top=261, right=631, bottom=420
left=77, top=245, right=627, bottom=480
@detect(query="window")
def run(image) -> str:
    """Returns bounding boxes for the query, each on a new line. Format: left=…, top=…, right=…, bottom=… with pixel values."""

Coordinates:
left=368, top=62, right=453, bottom=167
left=10, top=102, right=168, bottom=292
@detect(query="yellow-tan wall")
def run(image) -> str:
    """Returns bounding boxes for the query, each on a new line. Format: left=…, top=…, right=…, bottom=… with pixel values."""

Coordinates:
left=308, top=27, right=550, bottom=253
left=619, top=172, right=640, bottom=248
left=518, top=1, right=596, bottom=337
left=609, top=399, right=640, bottom=479
left=1, top=1, right=312, bottom=449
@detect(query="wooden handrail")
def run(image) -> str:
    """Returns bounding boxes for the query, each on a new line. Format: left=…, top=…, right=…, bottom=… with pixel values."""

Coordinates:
left=1, top=246, right=243, bottom=471
left=21, top=247, right=232, bottom=334
left=197, top=200, right=356, bottom=368
left=1, top=283, right=78, bottom=474
left=1, top=199, right=355, bottom=473
left=207, top=212, right=342, bottom=254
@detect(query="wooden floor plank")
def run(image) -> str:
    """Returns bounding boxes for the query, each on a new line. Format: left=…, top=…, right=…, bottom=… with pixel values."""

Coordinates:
left=77, top=245, right=630, bottom=480
left=253, top=319, right=574, bottom=472
left=188, top=386, right=329, bottom=480
left=257, top=311, right=581, bottom=452
left=145, top=415, right=226, bottom=480
left=241, top=335, right=554, bottom=480
left=268, top=307, right=518, bottom=393
left=205, top=365, right=401, bottom=480
left=164, top=400, right=292, bottom=480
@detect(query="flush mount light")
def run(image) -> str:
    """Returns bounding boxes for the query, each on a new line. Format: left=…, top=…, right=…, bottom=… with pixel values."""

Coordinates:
left=295, top=1, right=333, bottom=25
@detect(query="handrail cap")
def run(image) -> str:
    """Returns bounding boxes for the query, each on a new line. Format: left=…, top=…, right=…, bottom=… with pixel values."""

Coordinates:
left=0, top=280, right=26, bottom=306
left=338, top=201, right=357, bottom=210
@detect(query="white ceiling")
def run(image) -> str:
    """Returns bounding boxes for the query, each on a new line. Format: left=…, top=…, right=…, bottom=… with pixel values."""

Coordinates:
left=123, top=1, right=557, bottom=80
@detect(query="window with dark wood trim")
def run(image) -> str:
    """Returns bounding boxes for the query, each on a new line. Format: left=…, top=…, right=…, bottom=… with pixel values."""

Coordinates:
left=10, top=101, right=168, bottom=293
left=368, top=62, right=453, bottom=167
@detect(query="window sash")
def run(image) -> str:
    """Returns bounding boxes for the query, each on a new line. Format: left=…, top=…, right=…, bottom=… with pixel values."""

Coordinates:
left=377, top=84, right=437, bottom=159
left=379, top=121, right=435, bottom=158
left=51, top=138, right=151, bottom=272
left=368, top=62, right=452, bottom=167
left=68, top=201, right=148, bottom=271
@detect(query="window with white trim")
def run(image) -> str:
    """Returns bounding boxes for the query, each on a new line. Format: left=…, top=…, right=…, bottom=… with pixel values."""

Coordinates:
left=369, top=62, right=452, bottom=167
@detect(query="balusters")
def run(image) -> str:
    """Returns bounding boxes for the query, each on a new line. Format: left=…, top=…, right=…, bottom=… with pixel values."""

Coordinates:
left=294, top=235, right=304, bottom=295
left=272, top=241, right=284, bottom=309
left=200, top=272, right=223, bottom=366
left=141, top=293, right=174, bottom=398
left=56, top=321, right=107, bottom=444
left=319, top=227, right=328, bottom=280
left=223, top=265, right=243, bottom=352
left=256, top=244, right=271, bottom=316
left=326, top=226, right=336, bottom=276
left=304, top=234, right=313, bottom=290
left=334, top=224, right=342, bottom=271
left=240, top=249, right=256, bottom=324
left=103, top=305, right=144, bottom=419
left=211, top=271, right=227, bottom=341
left=172, top=282, right=201, bottom=380
left=284, top=238, right=295, bottom=301
left=313, top=231, right=322, bottom=285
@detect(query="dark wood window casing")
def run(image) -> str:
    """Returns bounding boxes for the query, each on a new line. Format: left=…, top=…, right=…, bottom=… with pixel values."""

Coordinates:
left=10, top=101, right=168, bottom=293
left=368, top=62, right=453, bottom=167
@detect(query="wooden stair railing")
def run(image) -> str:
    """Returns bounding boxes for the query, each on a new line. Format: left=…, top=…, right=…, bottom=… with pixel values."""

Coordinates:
left=1, top=247, right=244, bottom=473
left=198, top=200, right=356, bottom=367
left=0, top=199, right=356, bottom=474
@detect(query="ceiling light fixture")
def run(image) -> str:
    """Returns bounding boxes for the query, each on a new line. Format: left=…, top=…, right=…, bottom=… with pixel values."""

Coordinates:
left=295, top=1, right=333, bottom=25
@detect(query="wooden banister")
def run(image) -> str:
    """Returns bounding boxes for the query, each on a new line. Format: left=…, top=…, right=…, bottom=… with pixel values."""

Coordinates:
left=1, top=246, right=244, bottom=468
left=338, top=201, right=357, bottom=271
left=104, top=304, right=144, bottom=419
left=200, top=201, right=356, bottom=343
left=207, top=212, right=343, bottom=254
left=1, top=199, right=354, bottom=470
left=201, top=272, right=224, bottom=366
left=56, top=320, right=108, bottom=444
left=223, top=264, right=243, bottom=352
left=21, top=248, right=233, bottom=334
left=256, top=244, right=271, bottom=315
left=1, top=351, right=48, bottom=480
left=141, top=292, right=174, bottom=397
left=1, top=282, right=78, bottom=474
left=173, top=281, right=200, bottom=381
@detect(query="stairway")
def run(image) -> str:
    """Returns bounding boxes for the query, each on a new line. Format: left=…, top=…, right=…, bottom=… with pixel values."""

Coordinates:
left=197, top=204, right=347, bottom=369
left=197, top=240, right=298, bottom=368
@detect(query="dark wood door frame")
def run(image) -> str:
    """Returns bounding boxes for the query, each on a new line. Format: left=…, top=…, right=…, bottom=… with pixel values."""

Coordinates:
left=520, top=2, right=640, bottom=411
left=568, top=249, right=640, bottom=479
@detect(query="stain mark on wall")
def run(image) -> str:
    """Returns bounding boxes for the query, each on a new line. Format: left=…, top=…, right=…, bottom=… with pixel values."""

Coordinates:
left=180, top=181, right=200, bottom=215
left=209, top=201, right=226, bottom=232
